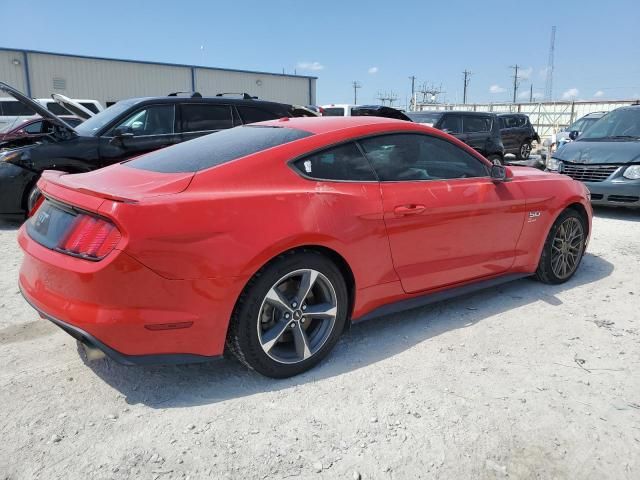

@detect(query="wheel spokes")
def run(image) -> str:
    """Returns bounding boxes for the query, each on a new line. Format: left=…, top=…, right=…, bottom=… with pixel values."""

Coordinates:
left=303, top=303, right=337, bottom=320
left=260, top=320, right=292, bottom=353
left=296, top=270, right=318, bottom=305
left=265, top=287, right=293, bottom=314
left=292, top=323, right=312, bottom=360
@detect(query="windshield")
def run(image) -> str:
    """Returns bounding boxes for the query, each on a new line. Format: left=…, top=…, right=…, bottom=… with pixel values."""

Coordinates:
left=568, top=117, right=597, bottom=133
left=579, top=108, right=640, bottom=140
left=406, top=112, right=443, bottom=124
left=74, top=101, right=136, bottom=136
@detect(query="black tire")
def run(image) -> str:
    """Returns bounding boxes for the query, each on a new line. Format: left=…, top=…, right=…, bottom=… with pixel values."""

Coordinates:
left=226, top=250, right=348, bottom=378
left=516, top=141, right=532, bottom=160
left=487, top=154, right=503, bottom=165
left=535, top=209, right=587, bottom=284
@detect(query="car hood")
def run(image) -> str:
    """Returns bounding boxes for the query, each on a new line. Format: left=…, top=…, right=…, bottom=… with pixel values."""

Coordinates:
left=553, top=139, right=640, bottom=164
left=51, top=94, right=95, bottom=120
left=0, top=82, right=77, bottom=135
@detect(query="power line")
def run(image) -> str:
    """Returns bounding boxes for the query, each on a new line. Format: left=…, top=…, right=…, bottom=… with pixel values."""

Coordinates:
left=462, top=70, right=472, bottom=104
left=351, top=81, right=362, bottom=104
left=510, top=64, right=521, bottom=103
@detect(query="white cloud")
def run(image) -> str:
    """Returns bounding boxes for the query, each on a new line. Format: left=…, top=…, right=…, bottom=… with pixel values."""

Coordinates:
left=489, top=84, right=506, bottom=94
left=296, top=61, right=324, bottom=71
left=593, top=90, right=604, bottom=98
left=562, top=88, right=579, bottom=99
left=368, top=66, right=378, bottom=74
left=519, top=67, right=533, bottom=80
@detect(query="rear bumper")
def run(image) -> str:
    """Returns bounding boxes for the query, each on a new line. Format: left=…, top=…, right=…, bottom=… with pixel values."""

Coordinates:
left=585, top=180, right=640, bottom=207
left=18, top=226, right=246, bottom=360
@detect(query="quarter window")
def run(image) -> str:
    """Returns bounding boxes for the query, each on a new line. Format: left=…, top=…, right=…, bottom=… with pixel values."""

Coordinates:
left=237, top=106, right=279, bottom=124
left=110, top=105, right=175, bottom=136
left=23, top=121, right=43, bottom=134
left=293, top=142, right=376, bottom=181
left=359, top=134, right=488, bottom=181
left=181, top=104, right=232, bottom=132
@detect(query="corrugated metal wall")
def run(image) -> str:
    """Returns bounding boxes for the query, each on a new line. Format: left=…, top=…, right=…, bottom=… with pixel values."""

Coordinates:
left=0, top=49, right=315, bottom=107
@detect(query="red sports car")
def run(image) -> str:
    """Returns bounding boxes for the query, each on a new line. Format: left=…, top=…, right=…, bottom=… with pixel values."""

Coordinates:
left=18, top=117, right=592, bottom=378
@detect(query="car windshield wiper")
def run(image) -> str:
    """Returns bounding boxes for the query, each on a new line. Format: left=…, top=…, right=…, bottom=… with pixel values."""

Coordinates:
left=607, top=135, right=640, bottom=140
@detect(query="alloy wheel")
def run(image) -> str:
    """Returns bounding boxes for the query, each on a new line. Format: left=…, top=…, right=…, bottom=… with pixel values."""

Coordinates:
left=520, top=143, right=532, bottom=159
left=551, top=217, right=584, bottom=280
left=257, top=269, right=338, bottom=364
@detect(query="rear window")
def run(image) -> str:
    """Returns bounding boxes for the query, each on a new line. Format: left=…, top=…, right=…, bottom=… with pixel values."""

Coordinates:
left=127, top=125, right=313, bottom=173
left=323, top=108, right=345, bottom=116
left=46, top=102, right=72, bottom=115
left=406, top=112, right=443, bottom=124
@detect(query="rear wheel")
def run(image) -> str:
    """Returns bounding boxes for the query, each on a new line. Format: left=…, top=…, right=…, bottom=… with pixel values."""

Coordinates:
left=226, top=251, right=348, bottom=378
left=517, top=141, right=532, bottom=160
left=535, top=209, right=586, bottom=284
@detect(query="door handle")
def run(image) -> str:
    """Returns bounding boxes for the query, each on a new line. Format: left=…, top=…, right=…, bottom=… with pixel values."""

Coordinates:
left=393, top=204, right=426, bottom=216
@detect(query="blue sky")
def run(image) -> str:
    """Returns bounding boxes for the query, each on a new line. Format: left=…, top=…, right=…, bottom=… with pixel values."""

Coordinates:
left=2, top=0, right=639, bottom=106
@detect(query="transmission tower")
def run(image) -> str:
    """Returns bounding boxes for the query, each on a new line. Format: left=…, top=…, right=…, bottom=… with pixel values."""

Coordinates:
left=416, top=82, right=444, bottom=104
left=376, top=90, right=399, bottom=106
left=544, top=26, right=556, bottom=100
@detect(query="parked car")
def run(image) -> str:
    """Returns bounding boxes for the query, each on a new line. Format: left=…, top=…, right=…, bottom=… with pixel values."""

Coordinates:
left=555, top=111, right=607, bottom=149
left=0, top=96, right=102, bottom=128
left=548, top=105, right=640, bottom=207
left=497, top=113, right=540, bottom=159
left=19, top=116, right=591, bottom=377
left=321, top=104, right=411, bottom=121
left=0, top=82, right=316, bottom=217
left=0, top=116, right=83, bottom=144
left=407, top=111, right=505, bottom=164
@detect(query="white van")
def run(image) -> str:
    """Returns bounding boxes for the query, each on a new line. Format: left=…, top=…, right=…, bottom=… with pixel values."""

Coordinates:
left=0, top=97, right=103, bottom=129
left=320, top=104, right=359, bottom=116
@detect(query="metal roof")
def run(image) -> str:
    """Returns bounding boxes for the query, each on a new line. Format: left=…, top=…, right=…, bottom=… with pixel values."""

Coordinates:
left=0, top=46, right=318, bottom=80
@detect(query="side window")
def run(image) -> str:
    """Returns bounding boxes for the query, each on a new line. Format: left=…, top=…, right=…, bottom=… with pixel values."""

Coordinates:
left=359, top=134, right=488, bottom=181
left=23, top=121, right=44, bottom=134
left=110, top=105, right=175, bottom=136
left=439, top=115, right=462, bottom=134
left=292, top=142, right=376, bottom=181
left=237, top=106, right=279, bottom=124
left=516, top=116, right=527, bottom=127
left=181, top=104, right=232, bottom=132
left=80, top=103, right=100, bottom=114
left=463, top=116, right=491, bottom=133
left=1, top=101, right=35, bottom=116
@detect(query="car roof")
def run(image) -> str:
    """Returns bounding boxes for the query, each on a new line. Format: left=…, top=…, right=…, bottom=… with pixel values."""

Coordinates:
left=417, top=110, right=496, bottom=117
left=258, top=116, right=412, bottom=135
left=120, top=96, right=292, bottom=108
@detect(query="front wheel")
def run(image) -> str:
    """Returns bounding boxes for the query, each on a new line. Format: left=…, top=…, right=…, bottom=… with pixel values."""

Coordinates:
left=535, top=209, right=587, bottom=284
left=226, top=251, right=348, bottom=378
left=517, top=141, right=532, bottom=160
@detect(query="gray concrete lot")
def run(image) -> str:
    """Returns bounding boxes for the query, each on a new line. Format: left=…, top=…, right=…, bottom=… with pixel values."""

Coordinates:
left=0, top=207, right=638, bottom=479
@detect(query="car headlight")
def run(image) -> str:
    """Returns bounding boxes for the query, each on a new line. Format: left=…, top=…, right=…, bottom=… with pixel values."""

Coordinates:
left=546, top=157, right=562, bottom=172
left=622, top=165, right=640, bottom=180
left=0, top=150, right=21, bottom=163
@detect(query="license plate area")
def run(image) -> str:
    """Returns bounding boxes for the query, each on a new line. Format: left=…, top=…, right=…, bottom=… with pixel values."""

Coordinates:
left=26, top=199, right=78, bottom=250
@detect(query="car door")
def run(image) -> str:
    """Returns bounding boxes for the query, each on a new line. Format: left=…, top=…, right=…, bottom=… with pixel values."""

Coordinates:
left=98, top=104, right=179, bottom=166
left=180, top=103, right=234, bottom=142
left=499, top=116, right=516, bottom=151
left=358, top=133, right=526, bottom=293
left=462, top=115, right=493, bottom=154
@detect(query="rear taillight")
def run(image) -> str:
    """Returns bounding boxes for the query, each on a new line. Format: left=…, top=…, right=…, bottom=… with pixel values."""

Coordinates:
left=58, top=214, right=121, bottom=260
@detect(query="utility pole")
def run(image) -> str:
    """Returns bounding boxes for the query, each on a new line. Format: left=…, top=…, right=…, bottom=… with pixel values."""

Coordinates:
left=462, top=70, right=472, bottom=104
left=529, top=84, right=533, bottom=102
left=545, top=26, right=556, bottom=101
left=408, top=76, right=416, bottom=110
left=352, top=81, right=362, bottom=104
left=510, top=65, right=520, bottom=103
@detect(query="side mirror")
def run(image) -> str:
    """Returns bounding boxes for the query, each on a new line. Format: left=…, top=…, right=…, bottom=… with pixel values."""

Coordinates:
left=109, top=126, right=134, bottom=145
left=490, top=164, right=508, bottom=182
left=568, top=130, right=580, bottom=141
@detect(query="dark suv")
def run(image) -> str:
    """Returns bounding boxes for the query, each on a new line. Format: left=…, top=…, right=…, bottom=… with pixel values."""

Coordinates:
left=406, top=111, right=505, bottom=164
left=497, top=113, right=540, bottom=159
left=0, top=83, right=313, bottom=217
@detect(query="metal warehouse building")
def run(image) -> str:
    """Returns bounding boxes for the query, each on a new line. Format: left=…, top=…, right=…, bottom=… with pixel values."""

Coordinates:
left=0, top=47, right=317, bottom=107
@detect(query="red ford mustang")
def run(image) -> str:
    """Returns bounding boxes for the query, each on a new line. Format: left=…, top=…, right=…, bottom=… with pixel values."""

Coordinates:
left=18, top=117, right=592, bottom=377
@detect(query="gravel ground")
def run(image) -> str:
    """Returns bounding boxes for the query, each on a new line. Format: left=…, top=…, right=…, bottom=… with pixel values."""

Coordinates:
left=0, top=207, right=638, bottom=480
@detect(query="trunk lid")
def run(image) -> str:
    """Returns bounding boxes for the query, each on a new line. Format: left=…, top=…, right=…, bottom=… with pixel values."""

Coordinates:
left=40, top=164, right=195, bottom=203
